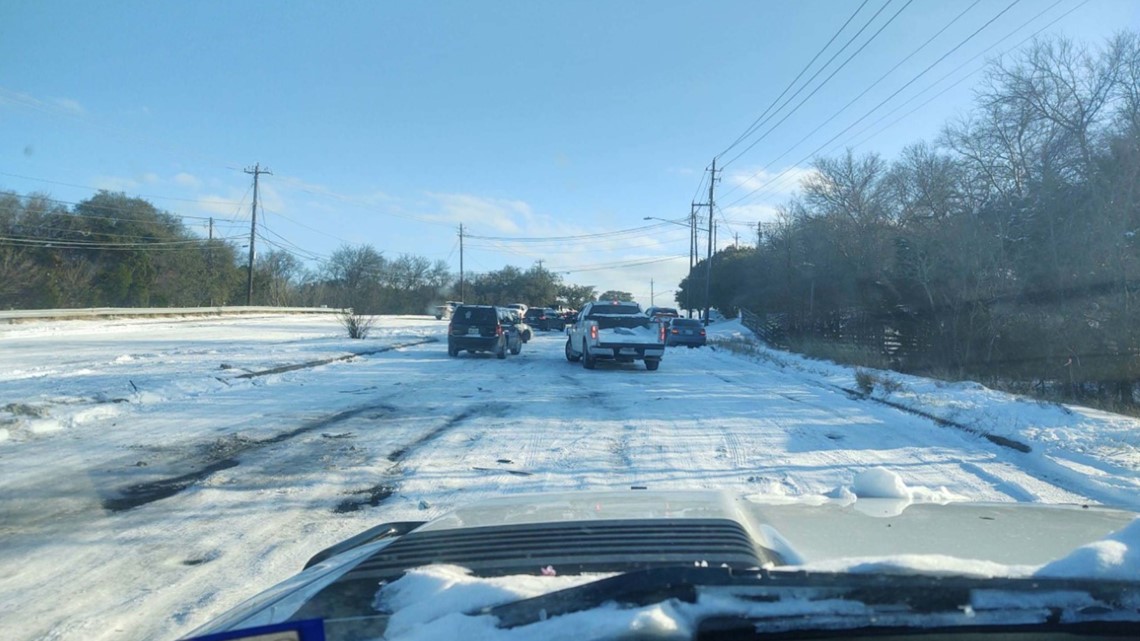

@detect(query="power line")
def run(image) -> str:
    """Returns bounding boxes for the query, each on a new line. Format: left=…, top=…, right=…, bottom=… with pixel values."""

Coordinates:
left=465, top=220, right=682, bottom=244
left=841, top=0, right=1078, bottom=153
left=0, top=233, right=243, bottom=250
left=720, top=0, right=913, bottom=170
left=0, top=171, right=244, bottom=209
left=0, top=192, right=222, bottom=225
left=724, top=0, right=1025, bottom=210
left=550, top=255, right=687, bottom=274
left=719, top=0, right=978, bottom=197
left=715, top=0, right=872, bottom=160
left=728, top=0, right=1075, bottom=208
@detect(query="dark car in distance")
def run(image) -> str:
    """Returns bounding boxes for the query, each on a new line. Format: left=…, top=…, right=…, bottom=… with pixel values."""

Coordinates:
left=447, top=305, right=521, bottom=358
left=666, top=317, right=706, bottom=347
left=524, top=307, right=565, bottom=331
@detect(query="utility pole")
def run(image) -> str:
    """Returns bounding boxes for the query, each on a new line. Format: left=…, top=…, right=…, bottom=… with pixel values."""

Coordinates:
left=458, top=223, right=465, bottom=301
left=704, top=159, right=719, bottom=326
left=650, top=278, right=655, bottom=305
left=207, top=217, right=214, bottom=305
left=244, top=163, right=271, bottom=306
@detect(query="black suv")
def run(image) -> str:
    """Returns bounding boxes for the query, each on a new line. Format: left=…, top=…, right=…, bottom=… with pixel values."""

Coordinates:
left=447, top=305, right=521, bottom=358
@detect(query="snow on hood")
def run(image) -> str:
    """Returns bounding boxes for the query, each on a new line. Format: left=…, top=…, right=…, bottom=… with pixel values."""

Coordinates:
left=1035, top=516, right=1140, bottom=580
left=821, top=466, right=964, bottom=516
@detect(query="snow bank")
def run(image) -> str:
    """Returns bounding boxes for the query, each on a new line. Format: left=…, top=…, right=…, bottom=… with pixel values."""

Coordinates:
left=708, top=327, right=1140, bottom=510
left=1036, top=517, right=1140, bottom=581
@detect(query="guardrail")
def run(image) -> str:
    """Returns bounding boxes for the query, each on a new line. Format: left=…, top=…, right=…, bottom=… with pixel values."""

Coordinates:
left=0, top=306, right=344, bottom=322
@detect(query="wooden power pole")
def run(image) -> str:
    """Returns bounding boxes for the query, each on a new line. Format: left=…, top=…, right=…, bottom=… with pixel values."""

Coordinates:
left=244, top=163, right=271, bottom=306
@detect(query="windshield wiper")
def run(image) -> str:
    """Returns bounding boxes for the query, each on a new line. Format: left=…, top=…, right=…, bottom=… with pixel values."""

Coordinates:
left=477, top=566, right=736, bottom=627
left=479, top=567, right=1140, bottom=631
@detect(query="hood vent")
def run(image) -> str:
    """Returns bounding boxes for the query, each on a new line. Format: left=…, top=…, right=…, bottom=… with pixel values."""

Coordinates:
left=341, top=518, right=770, bottom=582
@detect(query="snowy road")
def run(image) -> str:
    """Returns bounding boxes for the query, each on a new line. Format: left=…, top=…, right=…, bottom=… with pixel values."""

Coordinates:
left=2, top=314, right=1138, bottom=641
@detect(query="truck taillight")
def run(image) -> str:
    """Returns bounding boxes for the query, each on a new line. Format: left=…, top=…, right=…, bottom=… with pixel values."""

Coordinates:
left=659, top=323, right=666, bottom=341
left=589, top=325, right=598, bottom=340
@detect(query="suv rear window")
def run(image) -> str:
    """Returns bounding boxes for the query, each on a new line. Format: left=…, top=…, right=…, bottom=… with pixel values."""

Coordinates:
left=671, top=319, right=701, bottom=328
left=590, top=303, right=641, bottom=316
left=452, top=307, right=496, bottom=323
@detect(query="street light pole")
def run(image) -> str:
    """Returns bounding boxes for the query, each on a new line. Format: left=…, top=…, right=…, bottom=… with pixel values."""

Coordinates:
left=644, top=215, right=709, bottom=318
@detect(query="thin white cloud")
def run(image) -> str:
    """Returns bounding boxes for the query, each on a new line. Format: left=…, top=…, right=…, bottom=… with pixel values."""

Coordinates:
left=173, top=172, right=201, bottom=188
left=0, top=89, right=83, bottom=117
left=425, top=192, right=536, bottom=234
left=51, top=98, right=86, bottom=116
left=91, top=175, right=140, bottom=192
left=722, top=202, right=783, bottom=224
left=726, top=165, right=815, bottom=198
left=195, top=193, right=246, bottom=217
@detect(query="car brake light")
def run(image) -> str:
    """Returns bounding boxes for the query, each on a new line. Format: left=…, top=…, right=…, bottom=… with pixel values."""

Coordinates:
left=671, top=328, right=679, bottom=334
left=700, top=330, right=706, bottom=336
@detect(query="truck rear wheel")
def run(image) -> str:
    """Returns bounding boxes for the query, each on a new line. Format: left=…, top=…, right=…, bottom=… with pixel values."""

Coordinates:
left=565, top=338, right=580, bottom=362
left=582, top=341, right=596, bottom=370
left=645, top=359, right=660, bottom=371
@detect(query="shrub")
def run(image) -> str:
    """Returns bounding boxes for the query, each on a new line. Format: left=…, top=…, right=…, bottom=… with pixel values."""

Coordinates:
left=339, top=310, right=375, bottom=339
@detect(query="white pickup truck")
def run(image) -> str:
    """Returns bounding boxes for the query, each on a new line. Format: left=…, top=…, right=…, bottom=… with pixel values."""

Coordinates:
left=565, top=301, right=665, bottom=370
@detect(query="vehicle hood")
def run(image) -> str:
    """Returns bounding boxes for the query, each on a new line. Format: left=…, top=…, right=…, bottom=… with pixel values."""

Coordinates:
left=186, top=491, right=1140, bottom=640
left=412, top=489, right=1136, bottom=568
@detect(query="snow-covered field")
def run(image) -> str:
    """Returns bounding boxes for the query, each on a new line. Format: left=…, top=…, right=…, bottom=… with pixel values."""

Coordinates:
left=2, top=314, right=1139, bottom=641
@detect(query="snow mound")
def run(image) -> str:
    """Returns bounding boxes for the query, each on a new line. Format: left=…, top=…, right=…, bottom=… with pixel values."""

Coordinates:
left=848, top=467, right=963, bottom=502
left=852, top=467, right=910, bottom=499
left=1035, top=517, right=1140, bottom=581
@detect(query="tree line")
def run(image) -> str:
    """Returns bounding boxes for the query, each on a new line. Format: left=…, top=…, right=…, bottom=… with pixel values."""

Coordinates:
left=677, top=33, right=1140, bottom=405
left=0, top=189, right=611, bottom=314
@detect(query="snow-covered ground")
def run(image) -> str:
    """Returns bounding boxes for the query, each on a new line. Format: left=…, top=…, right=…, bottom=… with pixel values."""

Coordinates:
left=2, top=314, right=1139, bottom=641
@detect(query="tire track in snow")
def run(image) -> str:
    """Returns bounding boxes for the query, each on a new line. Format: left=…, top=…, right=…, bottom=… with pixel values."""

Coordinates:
left=102, top=402, right=399, bottom=512
left=334, top=402, right=512, bottom=513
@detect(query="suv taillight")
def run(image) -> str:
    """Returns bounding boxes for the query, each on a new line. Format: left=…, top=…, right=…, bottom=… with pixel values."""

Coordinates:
left=589, top=325, right=598, bottom=340
left=496, top=324, right=503, bottom=336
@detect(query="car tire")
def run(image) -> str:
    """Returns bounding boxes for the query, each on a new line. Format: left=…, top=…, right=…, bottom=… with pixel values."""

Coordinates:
left=448, top=342, right=459, bottom=357
left=565, top=338, right=581, bottom=362
left=645, top=359, right=660, bottom=371
left=496, top=339, right=507, bottom=359
left=510, top=341, right=521, bottom=355
left=582, top=341, right=596, bottom=370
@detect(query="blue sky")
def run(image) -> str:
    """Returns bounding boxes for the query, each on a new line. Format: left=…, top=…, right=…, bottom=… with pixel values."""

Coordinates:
left=2, top=0, right=1136, bottom=304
